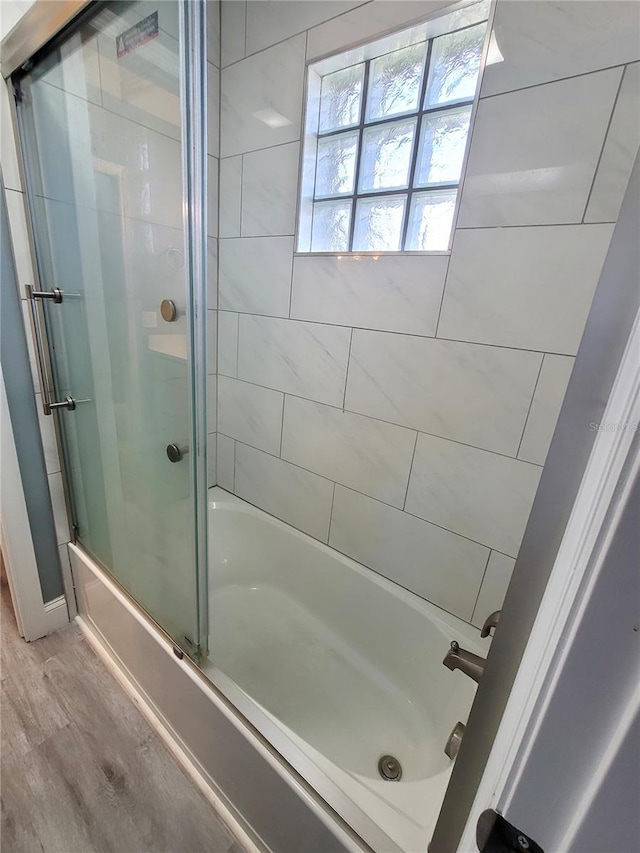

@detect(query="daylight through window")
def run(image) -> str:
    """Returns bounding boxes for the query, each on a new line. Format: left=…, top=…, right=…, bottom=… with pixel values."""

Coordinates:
left=299, top=18, right=488, bottom=253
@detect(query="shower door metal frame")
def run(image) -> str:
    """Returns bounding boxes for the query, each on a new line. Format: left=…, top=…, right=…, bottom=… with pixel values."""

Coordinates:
left=2, top=0, right=210, bottom=658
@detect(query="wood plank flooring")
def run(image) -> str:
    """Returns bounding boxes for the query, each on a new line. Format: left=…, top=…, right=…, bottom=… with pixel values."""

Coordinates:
left=0, top=582, right=246, bottom=853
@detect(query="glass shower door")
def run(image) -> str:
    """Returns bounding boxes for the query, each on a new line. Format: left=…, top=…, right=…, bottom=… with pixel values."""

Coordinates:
left=15, top=0, right=206, bottom=654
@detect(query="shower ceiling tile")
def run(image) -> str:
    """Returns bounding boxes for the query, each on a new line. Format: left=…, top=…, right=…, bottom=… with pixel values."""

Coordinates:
left=291, top=254, right=447, bottom=337
left=241, top=142, right=299, bottom=237
left=238, top=315, right=350, bottom=408
left=458, top=68, right=622, bottom=227
left=235, top=443, right=334, bottom=542
left=282, top=397, right=416, bottom=508
left=405, top=433, right=542, bottom=558
left=346, top=330, right=541, bottom=457
left=217, top=376, right=283, bottom=457
left=439, top=224, right=614, bottom=354
left=220, top=34, right=305, bottom=157
left=330, top=486, right=489, bottom=621
left=219, top=236, right=293, bottom=317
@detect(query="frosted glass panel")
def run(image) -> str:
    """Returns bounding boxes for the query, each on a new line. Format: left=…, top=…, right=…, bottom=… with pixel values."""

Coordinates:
left=316, top=131, right=358, bottom=196
left=18, top=0, right=203, bottom=653
left=405, top=191, right=456, bottom=250
left=353, top=195, right=406, bottom=251
left=416, top=106, right=471, bottom=186
left=425, top=24, right=485, bottom=107
left=319, top=64, right=364, bottom=132
left=311, top=200, right=352, bottom=251
left=359, top=119, right=416, bottom=192
left=366, top=43, right=426, bottom=121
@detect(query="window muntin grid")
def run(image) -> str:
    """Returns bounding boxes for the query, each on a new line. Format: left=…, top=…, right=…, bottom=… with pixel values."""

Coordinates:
left=308, top=22, right=485, bottom=253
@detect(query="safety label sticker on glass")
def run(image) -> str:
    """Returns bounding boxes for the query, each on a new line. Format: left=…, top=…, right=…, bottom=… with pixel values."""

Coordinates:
left=116, top=12, right=159, bottom=59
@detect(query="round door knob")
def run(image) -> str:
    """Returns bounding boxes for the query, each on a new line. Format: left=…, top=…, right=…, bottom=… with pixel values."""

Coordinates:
left=160, top=299, right=178, bottom=322
left=166, top=443, right=188, bottom=463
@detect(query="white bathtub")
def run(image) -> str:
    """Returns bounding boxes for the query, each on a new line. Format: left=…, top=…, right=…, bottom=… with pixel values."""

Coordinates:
left=205, top=487, right=490, bottom=853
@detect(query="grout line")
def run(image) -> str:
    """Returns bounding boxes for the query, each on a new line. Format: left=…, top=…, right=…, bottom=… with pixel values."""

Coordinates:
left=221, top=1, right=373, bottom=71
left=204, top=307, right=575, bottom=357
left=216, top=375, right=545, bottom=467
left=581, top=64, right=627, bottom=224
left=402, top=431, right=419, bottom=511
left=470, top=549, right=492, bottom=626
left=279, top=394, right=286, bottom=458
left=229, top=137, right=302, bottom=159
left=326, top=482, right=337, bottom=545
left=515, top=354, right=545, bottom=459
left=342, top=328, right=354, bottom=411
left=434, top=245, right=454, bottom=338
left=455, top=221, right=616, bottom=230
left=480, top=60, right=631, bottom=102
left=229, top=435, right=507, bottom=562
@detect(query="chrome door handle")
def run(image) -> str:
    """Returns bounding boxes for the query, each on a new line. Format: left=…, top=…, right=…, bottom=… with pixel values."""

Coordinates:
left=49, top=396, right=76, bottom=411
left=25, top=284, right=56, bottom=415
left=31, top=287, right=63, bottom=303
left=166, top=443, right=189, bottom=463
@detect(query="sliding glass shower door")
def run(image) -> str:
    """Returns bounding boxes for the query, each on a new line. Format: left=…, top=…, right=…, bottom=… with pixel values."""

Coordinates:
left=15, top=0, right=207, bottom=654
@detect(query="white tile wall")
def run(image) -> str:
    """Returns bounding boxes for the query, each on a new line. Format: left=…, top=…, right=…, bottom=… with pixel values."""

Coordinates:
left=216, top=433, right=235, bottom=491
left=207, top=0, right=221, bottom=68
left=217, top=375, right=284, bottom=456
left=207, top=310, right=218, bottom=373
left=48, top=472, right=71, bottom=546
left=458, top=69, right=622, bottom=227
left=207, top=154, right=219, bottom=238
left=405, top=433, right=542, bottom=557
left=241, top=142, right=299, bottom=236
left=585, top=62, right=640, bottom=224
left=471, top=551, right=516, bottom=628
left=219, top=155, right=242, bottom=237
left=4, top=188, right=34, bottom=287
left=238, top=314, right=351, bottom=406
left=207, top=432, right=218, bottom=487
left=291, top=254, right=448, bottom=336
left=219, top=236, right=293, bottom=316
left=439, top=225, right=615, bottom=354
left=1, top=77, right=24, bottom=192
left=218, top=310, right=239, bottom=377
left=346, top=330, right=542, bottom=456
left=207, top=237, right=218, bottom=307
left=282, top=396, right=416, bottom=508
left=518, top=355, right=575, bottom=466
left=235, top=442, right=334, bottom=541
left=208, top=62, right=220, bottom=157
left=330, top=486, right=490, bottom=621
left=35, top=394, right=61, bottom=475
left=245, top=1, right=364, bottom=55
left=220, top=0, right=247, bottom=67
left=480, top=1, right=640, bottom=97
left=221, top=34, right=305, bottom=156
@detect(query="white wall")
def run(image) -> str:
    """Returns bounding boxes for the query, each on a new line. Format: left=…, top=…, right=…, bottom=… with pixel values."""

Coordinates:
left=215, top=0, right=640, bottom=625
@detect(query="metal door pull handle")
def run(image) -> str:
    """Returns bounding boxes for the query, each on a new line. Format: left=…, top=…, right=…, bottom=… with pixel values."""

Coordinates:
left=25, top=284, right=57, bottom=415
left=49, top=396, right=76, bottom=411
left=166, top=443, right=188, bottom=463
left=31, top=287, right=63, bottom=303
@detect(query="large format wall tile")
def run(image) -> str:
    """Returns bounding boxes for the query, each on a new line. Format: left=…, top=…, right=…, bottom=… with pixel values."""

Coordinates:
left=235, top=443, right=334, bottom=541
left=458, top=69, right=622, bottom=227
left=245, top=1, right=364, bottom=55
left=220, top=0, right=246, bottom=67
left=217, top=376, right=283, bottom=456
left=405, top=433, right=542, bottom=557
left=439, top=225, right=614, bottom=354
left=346, top=330, right=541, bottom=456
left=220, top=34, right=305, bottom=156
left=282, top=397, right=416, bottom=508
left=238, top=315, right=351, bottom=406
left=219, top=236, right=293, bottom=316
left=241, top=142, right=299, bottom=236
left=219, top=155, right=242, bottom=237
left=518, top=355, right=574, bottom=466
left=291, top=254, right=448, bottom=336
left=216, top=433, right=235, bottom=492
left=586, top=62, right=640, bottom=224
left=218, top=311, right=239, bottom=377
left=471, top=551, right=516, bottom=628
left=329, top=486, right=490, bottom=621
left=481, top=1, right=640, bottom=97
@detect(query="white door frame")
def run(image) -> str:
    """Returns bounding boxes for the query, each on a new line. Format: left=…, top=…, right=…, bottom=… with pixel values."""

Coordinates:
left=459, top=306, right=640, bottom=850
left=0, top=366, right=69, bottom=639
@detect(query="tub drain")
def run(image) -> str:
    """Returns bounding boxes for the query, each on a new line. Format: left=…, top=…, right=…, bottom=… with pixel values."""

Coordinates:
left=378, top=755, right=402, bottom=781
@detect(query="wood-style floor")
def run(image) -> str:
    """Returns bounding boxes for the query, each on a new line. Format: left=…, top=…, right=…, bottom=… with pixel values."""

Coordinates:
left=0, top=582, right=246, bottom=853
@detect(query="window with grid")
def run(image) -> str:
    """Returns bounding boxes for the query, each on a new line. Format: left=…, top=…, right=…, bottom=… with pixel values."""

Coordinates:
left=298, top=19, right=488, bottom=253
